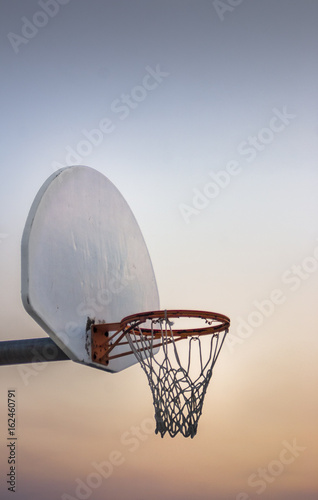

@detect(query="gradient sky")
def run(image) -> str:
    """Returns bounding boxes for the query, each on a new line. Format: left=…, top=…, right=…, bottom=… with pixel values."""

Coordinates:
left=1, top=1, right=318, bottom=499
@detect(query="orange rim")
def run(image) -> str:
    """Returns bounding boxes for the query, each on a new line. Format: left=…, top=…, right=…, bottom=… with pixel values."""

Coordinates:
left=121, top=309, right=230, bottom=338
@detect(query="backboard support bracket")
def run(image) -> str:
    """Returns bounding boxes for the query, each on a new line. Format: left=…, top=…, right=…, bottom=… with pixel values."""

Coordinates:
left=91, top=323, right=130, bottom=366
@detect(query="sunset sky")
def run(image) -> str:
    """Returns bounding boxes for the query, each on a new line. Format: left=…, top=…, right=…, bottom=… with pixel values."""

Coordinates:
left=1, top=1, right=318, bottom=499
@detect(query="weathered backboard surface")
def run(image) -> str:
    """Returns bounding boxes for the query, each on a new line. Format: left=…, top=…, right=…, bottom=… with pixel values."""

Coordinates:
left=21, top=166, right=159, bottom=372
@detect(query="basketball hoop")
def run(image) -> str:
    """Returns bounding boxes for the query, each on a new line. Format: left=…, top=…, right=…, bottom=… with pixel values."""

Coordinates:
left=91, top=309, right=230, bottom=438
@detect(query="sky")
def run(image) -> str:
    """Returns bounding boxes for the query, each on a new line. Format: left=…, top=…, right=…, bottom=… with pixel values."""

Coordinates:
left=0, top=0, right=318, bottom=499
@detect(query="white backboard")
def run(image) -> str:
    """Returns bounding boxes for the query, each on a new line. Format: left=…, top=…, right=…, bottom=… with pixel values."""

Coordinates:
left=21, top=166, right=159, bottom=372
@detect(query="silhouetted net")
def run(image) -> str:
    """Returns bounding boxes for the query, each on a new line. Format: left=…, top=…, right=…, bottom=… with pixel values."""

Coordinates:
left=125, top=314, right=228, bottom=438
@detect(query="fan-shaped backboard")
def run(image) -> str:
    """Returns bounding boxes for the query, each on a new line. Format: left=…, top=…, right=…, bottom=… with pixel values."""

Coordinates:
left=21, top=166, right=159, bottom=372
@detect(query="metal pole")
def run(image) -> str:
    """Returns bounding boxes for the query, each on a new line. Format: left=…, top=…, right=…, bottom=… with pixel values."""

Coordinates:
left=0, top=338, right=70, bottom=366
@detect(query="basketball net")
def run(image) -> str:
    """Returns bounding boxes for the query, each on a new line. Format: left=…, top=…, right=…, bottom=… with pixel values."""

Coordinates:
left=124, top=311, right=228, bottom=438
